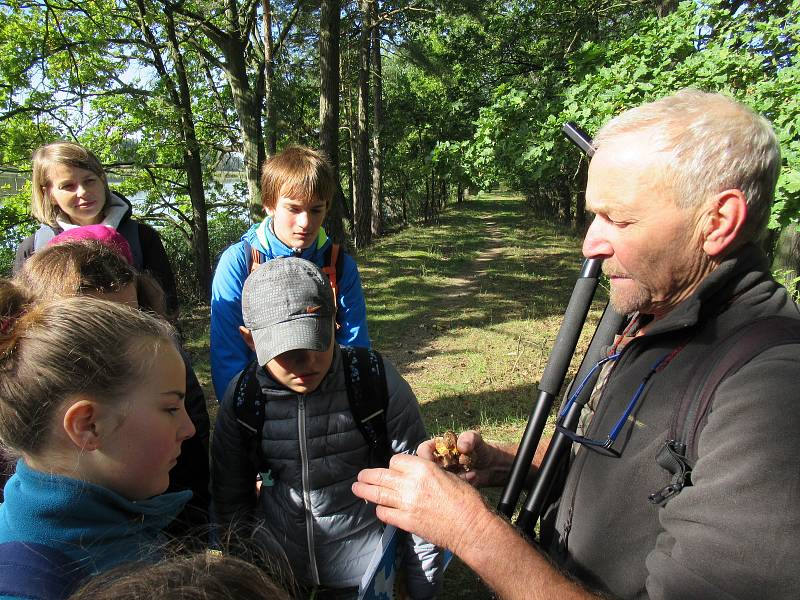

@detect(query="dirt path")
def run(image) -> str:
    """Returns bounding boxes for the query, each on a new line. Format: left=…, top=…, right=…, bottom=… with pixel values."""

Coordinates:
left=386, top=214, right=509, bottom=368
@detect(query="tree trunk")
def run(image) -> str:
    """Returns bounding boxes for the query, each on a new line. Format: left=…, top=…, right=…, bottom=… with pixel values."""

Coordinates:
left=225, top=49, right=265, bottom=220
left=575, top=160, right=588, bottom=229
left=165, top=10, right=211, bottom=300
left=347, top=91, right=357, bottom=218
left=353, top=0, right=372, bottom=248
left=136, top=0, right=211, bottom=300
left=319, top=0, right=347, bottom=243
left=165, top=0, right=266, bottom=220
left=263, top=0, right=277, bottom=156
left=369, top=0, right=383, bottom=238
left=559, top=174, right=572, bottom=226
left=653, top=0, right=679, bottom=16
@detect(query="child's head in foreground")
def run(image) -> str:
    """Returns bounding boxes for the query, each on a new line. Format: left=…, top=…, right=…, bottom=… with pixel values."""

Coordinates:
left=260, top=146, right=335, bottom=250
left=16, top=236, right=167, bottom=316
left=240, top=257, right=336, bottom=394
left=0, top=280, right=194, bottom=500
left=68, top=551, right=292, bottom=600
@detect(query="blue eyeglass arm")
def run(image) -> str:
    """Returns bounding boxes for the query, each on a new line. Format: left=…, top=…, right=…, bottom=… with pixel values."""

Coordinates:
left=608, top=352, right=672, bottom=441
left=557, top=352, right=622, bottom=420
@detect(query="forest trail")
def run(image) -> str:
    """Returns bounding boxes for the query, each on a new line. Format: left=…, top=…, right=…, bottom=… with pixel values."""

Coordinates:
left=387, top=212, right=509, bottom=369
left=358, top=192, right=604, bottom=441
left=356, top=192, right=604, bottom=599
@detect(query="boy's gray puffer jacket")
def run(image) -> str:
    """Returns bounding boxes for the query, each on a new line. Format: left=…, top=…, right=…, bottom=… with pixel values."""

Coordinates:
left=212, top=346, right=443, bottom=597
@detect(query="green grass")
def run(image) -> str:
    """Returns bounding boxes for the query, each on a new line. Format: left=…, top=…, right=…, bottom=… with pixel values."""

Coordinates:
left=181, top=191, right=605, bottom=598
left=355, top=193, right=605, bottom=445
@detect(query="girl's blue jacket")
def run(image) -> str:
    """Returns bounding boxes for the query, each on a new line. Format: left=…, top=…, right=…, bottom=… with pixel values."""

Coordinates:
left=0, top=458, right=190, bottom=598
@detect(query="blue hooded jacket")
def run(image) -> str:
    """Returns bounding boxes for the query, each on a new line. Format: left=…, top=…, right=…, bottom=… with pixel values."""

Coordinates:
left=210, top=218, right=370, bottom=400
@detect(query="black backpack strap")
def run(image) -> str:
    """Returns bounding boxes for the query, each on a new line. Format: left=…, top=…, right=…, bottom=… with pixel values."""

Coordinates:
left=232, top=359, right=267, bottom=472
left=650, top=315, right=800, bottom=505
left=0, top=542, right=87, bottom=599
left=117, top=219, right=143, bottom=270
left=341, top=346, right=393, bottom=466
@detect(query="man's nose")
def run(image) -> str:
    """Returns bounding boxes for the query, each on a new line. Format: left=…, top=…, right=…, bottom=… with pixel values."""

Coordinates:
left=296, top=211, right=309, bottom=228
left=582, top=216, right=613, bottom=259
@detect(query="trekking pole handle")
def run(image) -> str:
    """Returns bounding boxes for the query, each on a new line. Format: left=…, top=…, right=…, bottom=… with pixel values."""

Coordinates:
left=515, top=303, right=624, bottom=535
left=562, top=122, right=595, bottom=157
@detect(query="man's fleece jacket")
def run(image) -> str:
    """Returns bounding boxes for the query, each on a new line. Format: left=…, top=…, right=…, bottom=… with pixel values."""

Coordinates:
left=545, top=243, right=800, bottom=599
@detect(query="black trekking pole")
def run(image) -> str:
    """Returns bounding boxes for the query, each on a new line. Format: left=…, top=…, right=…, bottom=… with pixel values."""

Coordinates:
left=497, top=257, right=603, bottom=518
left=497, top=122, right=604, bottom=520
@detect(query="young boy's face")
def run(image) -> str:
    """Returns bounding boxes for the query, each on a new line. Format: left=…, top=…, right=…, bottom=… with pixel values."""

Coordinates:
left=267, top=195, right=327, bottom=250
left=265, top=337, right=335, bottom=394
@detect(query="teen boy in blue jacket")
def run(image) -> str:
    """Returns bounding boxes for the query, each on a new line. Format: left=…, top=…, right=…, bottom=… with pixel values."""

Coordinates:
left=210, top=146, right=370, bottom=400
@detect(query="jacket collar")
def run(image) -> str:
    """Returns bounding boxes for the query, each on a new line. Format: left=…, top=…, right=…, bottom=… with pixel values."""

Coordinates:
left=255, top=217, right=329, bottom=260
left=2, top=459, right=191, bottom=540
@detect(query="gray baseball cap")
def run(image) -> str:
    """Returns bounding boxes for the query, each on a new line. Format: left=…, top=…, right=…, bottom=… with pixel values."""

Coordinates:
left=241, top=257, right=335, bottom=366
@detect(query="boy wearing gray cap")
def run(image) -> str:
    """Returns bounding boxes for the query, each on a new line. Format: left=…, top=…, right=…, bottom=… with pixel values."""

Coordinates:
left=211, top=257, right=442, bottom=599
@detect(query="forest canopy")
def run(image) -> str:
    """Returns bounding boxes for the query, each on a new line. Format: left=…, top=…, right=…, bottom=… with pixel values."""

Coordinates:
left=1, top=0, right=797, bottom=302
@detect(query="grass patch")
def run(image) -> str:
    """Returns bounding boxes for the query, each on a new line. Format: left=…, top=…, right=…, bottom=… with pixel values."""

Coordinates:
left=355, top=193, right=605, bottom=446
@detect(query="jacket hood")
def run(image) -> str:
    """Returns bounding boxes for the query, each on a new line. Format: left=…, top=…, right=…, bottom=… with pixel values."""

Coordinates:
left=54, top=191, right=132, bottom=231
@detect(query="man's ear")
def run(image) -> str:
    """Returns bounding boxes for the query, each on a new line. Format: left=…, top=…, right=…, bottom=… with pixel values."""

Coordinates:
left=63, top=399, right=101, bottom=451
left=239, top=326, right=256, bottom=352
left=702, top=189, right=747, bottom=257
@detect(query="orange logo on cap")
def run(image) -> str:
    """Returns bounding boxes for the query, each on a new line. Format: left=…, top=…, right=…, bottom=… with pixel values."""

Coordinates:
left=306, top=305, right=321, bottom=314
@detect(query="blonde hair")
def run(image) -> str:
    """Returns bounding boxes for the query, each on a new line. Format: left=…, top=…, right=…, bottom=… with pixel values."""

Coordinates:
left=31, top=141, right=111, bottom=226
left=593, top=89, right=780, bottom=242
left=0, top=279, right=175, bottom=456
left=69, top=552, right=292, bottom=600
left=16, top=240, right=168, bottom=318
left=260, top=146, right=335, bottom=211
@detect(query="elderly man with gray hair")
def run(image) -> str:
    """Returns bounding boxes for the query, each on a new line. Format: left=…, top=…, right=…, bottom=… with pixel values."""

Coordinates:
left=352, top=89, right=800, bottom=600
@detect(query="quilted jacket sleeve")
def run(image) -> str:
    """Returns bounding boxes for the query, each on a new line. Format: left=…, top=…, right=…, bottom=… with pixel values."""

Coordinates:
left=210, top=376, right=260, bottom=534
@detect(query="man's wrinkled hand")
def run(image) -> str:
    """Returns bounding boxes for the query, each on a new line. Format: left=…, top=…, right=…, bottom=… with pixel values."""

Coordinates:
left=352, top=452, right=490, bottom=554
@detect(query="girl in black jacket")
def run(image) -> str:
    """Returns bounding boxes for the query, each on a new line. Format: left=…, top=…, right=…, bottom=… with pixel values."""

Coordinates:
left=13, top=141, right=178, bottom=316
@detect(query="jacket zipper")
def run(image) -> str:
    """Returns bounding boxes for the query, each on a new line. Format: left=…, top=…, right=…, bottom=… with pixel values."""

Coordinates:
left=298, top=395, right=320, bottom=585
